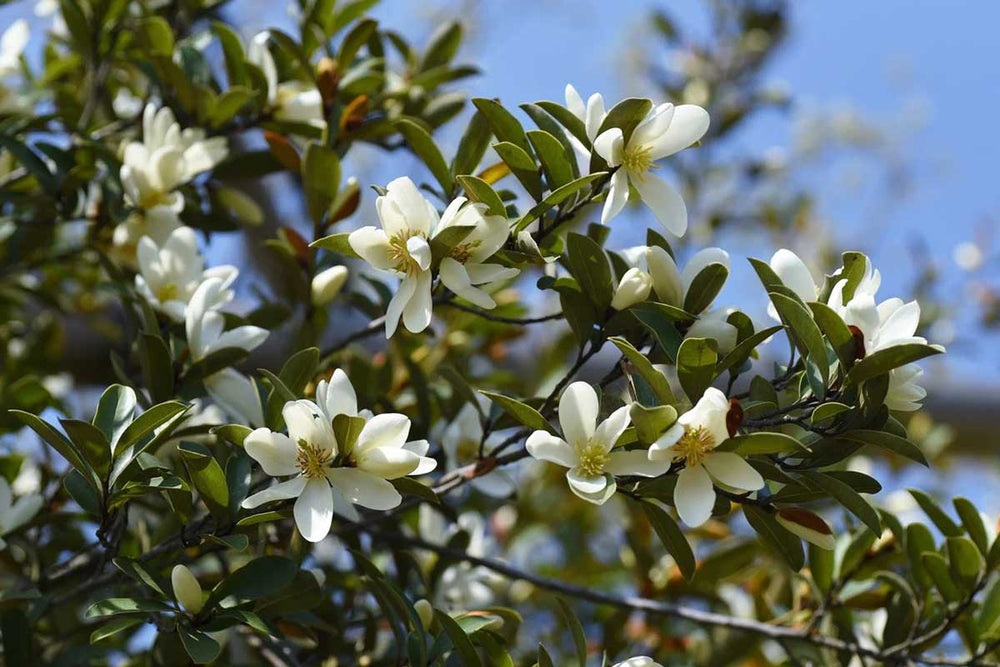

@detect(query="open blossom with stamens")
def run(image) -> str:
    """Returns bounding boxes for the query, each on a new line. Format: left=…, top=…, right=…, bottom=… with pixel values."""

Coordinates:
left=241, top=370, right=436, bottom=542
left=613, top=245, right=729, bottom=313
left=593, top=102, right=710, bottom=235
left=349, top=177, right=516, bottom=337
left=649, top=388, right=764, bottom=526
left=526, top=382, right=670, bottom=505
left=135, top=226, right=237, bottom=322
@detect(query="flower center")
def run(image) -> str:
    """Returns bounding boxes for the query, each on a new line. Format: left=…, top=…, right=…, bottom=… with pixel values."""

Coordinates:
left=156, top=282, right=180, bottom=303
left=388, top=231, right=425, bottom=276
left=455, top=437, right=479, bottom=464
left=621, top=144, right=655, bottom=178
left=448, top=240, right=481, bottom=265
left=296, top=440, right=333, bottom=479
left=673, top=426, right=715, bottom=468
left=576, top=440, right=610, bottom=477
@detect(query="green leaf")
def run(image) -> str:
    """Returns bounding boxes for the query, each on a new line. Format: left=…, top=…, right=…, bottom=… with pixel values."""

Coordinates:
left=716, top=432, right=808, bottom=455
left=212, top=22, right=247, bottom=86
left=90, top=616, right=145, bottom=644
left=527, top=129, right=574, bottom=191
left=954, top=497, right=989, bottom=555
left=832, top=430, right=927, bottom=467
left=264, top=347, right=319, bottom=428
left=588, top=97, right=653, bottom=173
left=311, top=231, right=361, bottom=258
left=683, top=262, right=728, bottom=315
left=0, top=136, right=58, bottom=195
left=338, top=18, right=377, bottom=66
left=179, top=628, right=221, bottom=665
left=716, top=325, right=784, bottom=377
left=513, top=172, right=606, bottom=231
left=610, top=337, right=675, bottom=405
left=905, top=522, right=936, bottom=590
left=641, top=500, right=696, bottom=580
left=534, top=101, right=590, bottom=148
left=846, top=343, right=945, bottom=386
left=1, top=609, right=34, bottom=665
left=479, top=391, right=553, bottom=433
left=61, top=419, right=111, bottom=479
left=397, top=118, right=454, bottom=195
left=421, top=20, right=462, bottom=69
left=922, top=552, right=962, bottom=602
left=799, top=471, right=880, bottom=534
left=435, top=609, right=483, bottom=667
left=114, top=402, right=188, bottom=458
left=565, top=233, right=613, bottom=310
left=85, top=598, right=174, bottom=618
left=631, top=304, right=684, bottom=362
left=809, top=301, right=858, bottom=370
left=11, top=410, right=90, bottom=480
left=676, top=337, right=718, bottom=401
left=93, top=385, right=137, bottom=451
left=139, top=333, right=175, bottom=404
left=946, top=536, right=983, bottom=587
left=768, top=292, right=830, bottom=392
left=113, top=558, right=167, bottom=597
left=909, top=489, right=963, bottom=537
left=178, top=442, right=229, bottom=522
left=471, top=98, right=532, bottom=155
left=555, top=598, right=588, bottom=667
left=743, top=505, right=805, bottom=571
left=452, top=111, right=492, bottom=177
left=302, top=143, right=342, bottom=225
left=206, top=556, right=298, bottom=609
left=629, top=404, right=677, bottom=445
left=493, top=141, right=543, bottom=201
left=457, top=174, right=506, bottom=217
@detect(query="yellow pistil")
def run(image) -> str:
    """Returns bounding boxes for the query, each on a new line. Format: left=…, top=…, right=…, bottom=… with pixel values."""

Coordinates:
left=296, top=440, right=333, bottom=479
left=621, top=144, right=655, bottom=180
left=576, top=440, right=610, bottom=477
left=673, top=426, right=715, bottom=467
left=387, top=231, right=425, bottom=276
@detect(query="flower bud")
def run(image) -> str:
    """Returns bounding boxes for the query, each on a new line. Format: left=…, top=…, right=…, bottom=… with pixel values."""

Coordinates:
left=216, top=187, right=264, bottom=226
left=311, top=265, right=349, bottom=306
left=171, top=564, right=205, bottom=614
left=414, top=598, right=435, bottom=629
left=611, top=267, right=653, bottom=310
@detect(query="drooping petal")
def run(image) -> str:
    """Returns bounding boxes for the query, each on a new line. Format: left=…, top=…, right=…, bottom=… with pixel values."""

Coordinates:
left=605, top=450, right=672, bottom=477
left=205, top=368, right=264, bottom=427
left=402, top=440, right=438, bottom=475
left=674, top=464, right=715, bottom=527
left=244, top=428, right=300, bottom=476
left=702, top=452, right=764, bottom=491
left=464, top=263, right=520, bottom=285
left=294, top=478, right=334, bottom=542
left=326, top=467, right=402, bottom=510
left=439, top=257, right=496, bottom=309
left=525, top=431, right=578, bottom=468
left=241, top=476, right=307, bottom=509
left=601, top=168, right=630, bottom=224
left=402, top=269, right=433, bottom=334
left=632, top=171, right=687, bottom=237
left=385, top=273, right=417, bottom=338
left=212, top=325, right=269, bottom=355
left=593, top=128, right=624, bottom=167
left=558, top=382, right=599, bottom=448
left=566, top=467, right=608, bottom=495
left=647, top=104, right=710, bottom=160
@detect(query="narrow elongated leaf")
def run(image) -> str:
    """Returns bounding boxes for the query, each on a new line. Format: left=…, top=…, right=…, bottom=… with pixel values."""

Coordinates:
left=768, top=292, right=830, bottom=391
left=846, top=343, right=945, bottom=386
left=743, top=505, right=804, bottom=570
left=207, top=556, right=298, bottom=609
left=513, top=172, right=606, bottom=230
left=311, top=231, right=361, bottom=258
left=435, top=609, right=482, bottom=667
left=676, top=337, right=717, bottom=401
left=457, top=174, right=506, bottom=217
left=610, top=336, right=675, bottom=405
left=114, top=402, right=188, bottom=457
left=565, top=233, right=613, bottom=310
left=799, top=471, right=880, bottom=534
left=683, top=263, right=728, bottom=315
left=479, top=391, right=552, bottom=433
left=452, top=110, right=492, bottom=176
left=179, top=628, right=221, bottom=664
left=833, top=430, right=927, bottom=467
left=642, top=500, right=696, bottom=580
left=716, top=432, right=808, bottom=455
left=527, top=129, right=574, bottom=191
left=471, top=98, right=531, bottom=154
left=909, top=489, right=963, bottom=536
left=397, top=118, right=454, bottom=195
left=493, top=141, right=543, bottom=201
left=555, top=598, right=588, bottom=667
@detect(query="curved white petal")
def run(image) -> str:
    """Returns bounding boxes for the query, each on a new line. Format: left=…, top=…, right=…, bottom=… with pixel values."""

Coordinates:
left=566, top=467, right=607, bottom=495
left=294, top=478, right=334, bottom=542
left=356, top=413, right=411, bottom=453
left=385, top=273, right=418, bottom=338
left=611, top=267, right=653, bottom=310
left=648, top=104, right=710, bottom=160
left=646, top=245, right=684, bottom=306
left=205, top=370, right=264, bottom=428
left=593, top=405, right=632, bottom=451
left=770, top=249, right=817, bottom=302
left=674, top=464, right=715, bottom=527
left=326, top=467, right=401, bottom=510
left=283, top=400, right=335, bottom=451
left=316, top=369, right=358, bottom=421
left=439, top=257, right=496, bottom=309
left=632, top=172, right=687, bottom=237
left=558, top=382, right=599, bottom=448
left=402, top=269, right=433, bottom=334
left=244, top=428, right=300, bottom=477
left=584, top=93, right=606, bottom=142
left=681, top=247, right=730, bottom=297
left=525, top=431, right=577, bottom=468
left=594, top=128, right=624, bottom=166
left=241, top=476, right=307, bottom=509
left=605, top=450, right=672, bottom=477
left=601, top=169, right=630, bottom=224
left=702, top=452, right=764, bottom=491
left=565, top=84, right=586, bottom=120
left=349, top=226, right=395, bottom=270
left=648, top=422, right=685, bottom=461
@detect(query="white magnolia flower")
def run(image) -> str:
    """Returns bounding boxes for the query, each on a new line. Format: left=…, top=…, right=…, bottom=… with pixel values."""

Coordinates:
left=614, top=245, right=729, bottom=313
left=121, top=103, right=227, bottom=212
left=136, top=226, right=237, bottom=321
left=311, top=265, right=349, bottom=306
left=593, top=102, right=710, bottom=235
left=349, top=177, right=515, bottom=337
left=248, top=34, right=325, bottom=127
left=171, top=564, right=205, bottom=615
left=564, top=84, right=608, bottom=145
left=526, top=382, right=671, bottom=505
left=241, top=370, right=436, bottom=542
left=419, top=505, right=499, bottom=610
left=767, top=248, right=820, bottom=320
left=184, top=278, right=267, bottom=362
left=0, top=476, right=43, bottom=550
left=439, top=401, right=514, bottom=498
left=649, top=388, right=764, bottom=526
left=204, top=369, right=264, bottom=428
left=0, top=20, right=29, bottom=78
left=613, top=658, right=663, bottom=667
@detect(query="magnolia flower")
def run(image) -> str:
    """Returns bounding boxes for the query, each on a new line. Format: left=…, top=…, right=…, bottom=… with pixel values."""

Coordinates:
left=526, top=382, right=671, bottom=505
left=349, top=177, right=515, bottom=337
left=594, top=102, right=710, bottom=235
left=649, top=388, right=764, bottom=526
left=171, top=564, right=205, bottom=615
left=135, top=226, right=237, bottom=321
left=686, top=308, right=738, bottom=356
left=564, top=84, right=609, bottom=163
left=121, top=104, right=227, bottom=212
left=311, top=265, right=349, bottom=306
left=613, top=245, right=729, bottom=313
left=241, top=371, right=436, bottom=542
left=613, top=658, right=663, bottom=667
left=204, top=369, right=264, bottom=428
left=184, top=278, right=268, bottom=362
left=419, top=505, right=499, bottom=609
left=439, top=401, right=514, bottom=498
left=0, top=476, right=43, bottom=549
left=767, top=248, right=820, bottom=320
left=248, top=34, right=324, bottom=127
left=0, top=20, right=29, bottom=78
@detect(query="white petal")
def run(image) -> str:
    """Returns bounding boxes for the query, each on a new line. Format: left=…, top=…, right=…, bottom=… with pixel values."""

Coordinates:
left=593, top=405, right=631, bottom=452
left=244, top=428, right=300, bottom=477
left=593, top=128, right=624, bottom=166
left=558, top=382, right=598, bottom=448
left=632, top=172, right=688, bottom=237
left=6, top=493, right=42, bottom=532
left=294, top=478, right=334, bottom=542
left=356, top=413, right=410, bottom=453
left=402, top=269, right=433, bottom=333
left=358, top=447, right=420, bottom=479
left=566, top=467, right=607, bottom=495
left=646, top=246, right=683, bottom=306
left=385, top=274, right=417, bottom=338
left=686, top=316, right=738, bottom=356
left=205, top=369, right=264, bottom=428
left=681, top=247, right=730, bottom=297
left=770, top=249, right=817, bottom=302
left=440, top=257, right=496, bottom=309
left=407, top=236, right=432, bottom=272
left=605, top=450, right=672, bottom=477
left=674, top=464, right=715, bottom=527
left=565, top=84, right=586, bottom=121
left=326, top=467, right=401, bottom=510
left=241, top=476, right=307, bottom=509
left=601, top=169, right=630, bottom=224
left=402, top=440, right=438, bottom=475
left=349, top=226, right=395, bottom=270
left=630, top=103, right=676, bottom=150
left=525, top=431, right=577, bottom=468
left=282, top=400, right=334, bottom=451
left=648, top=422, right=685, bottom=461
left=584, top=93, right=606, bottom=142
left=611, top=267, right=653, bottom=311
left=465, top=263, right=519, bottom=285
left=702, top=452, right=764, bottom=491
left=212, top=324, right=269, bottom=355
left=648, top=104, right=710, bottom=160
left=316, top=369, right=358, bottom=420
left=877, top=300, right=921, bottom=346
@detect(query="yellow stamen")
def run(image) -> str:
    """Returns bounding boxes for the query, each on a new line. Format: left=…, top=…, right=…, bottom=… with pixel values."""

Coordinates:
left=448, top=240, right=482, bottom=265
left=673, top=426, right=715, bottom=468
left=387, top=231, right=425, bottom=276
left=621, top=144, right=655, bottom=180
left=576, top=440, right=610, bottom=477
left=296, top=440, right=333, bottom=479
left=156, top=283, right=180, bottom=303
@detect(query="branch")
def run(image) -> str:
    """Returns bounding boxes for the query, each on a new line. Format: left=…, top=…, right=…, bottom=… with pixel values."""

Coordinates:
left=435, top=299, right=564, bottom=325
